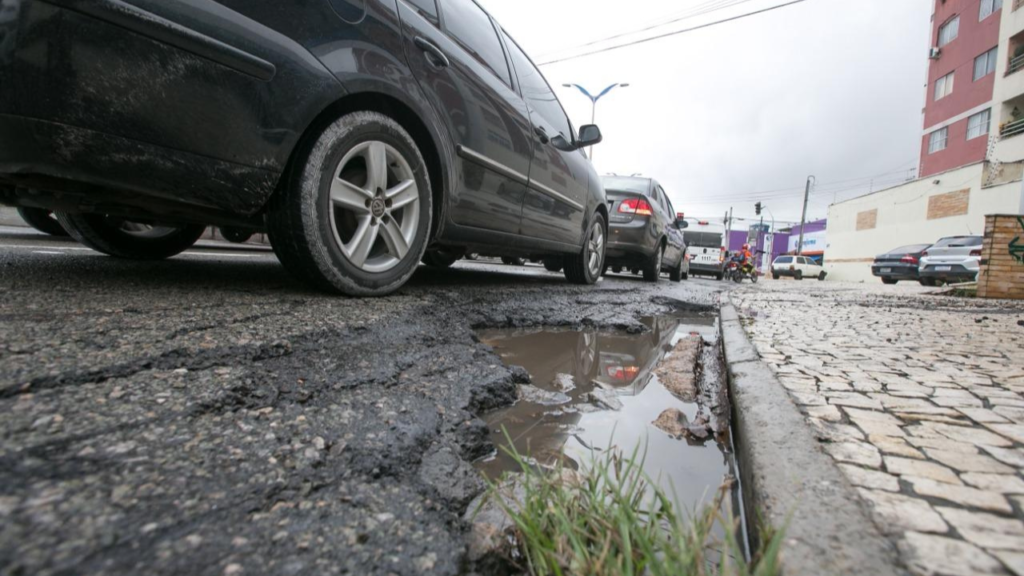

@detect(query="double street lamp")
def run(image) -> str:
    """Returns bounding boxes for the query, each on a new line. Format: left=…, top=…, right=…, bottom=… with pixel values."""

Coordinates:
left=561, top=83, right=629, bottom=160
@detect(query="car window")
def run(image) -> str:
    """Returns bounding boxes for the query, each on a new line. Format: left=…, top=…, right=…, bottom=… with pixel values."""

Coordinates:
left=602, top=177, right=649, bottom=195
left=664, top=194, right=676, bottom=221
left=775, top=256, right=793, bottom=264
left=932, top=236, right=983, bottom=248
left=655, top=186, right=670, bottom=214
left=441, top=0, right=510, bottom=86
left=684, top=231, right=723, bottom=248
left=405, top=0, right=439, bottom=21
left=502, top=31, right=573, bottom=140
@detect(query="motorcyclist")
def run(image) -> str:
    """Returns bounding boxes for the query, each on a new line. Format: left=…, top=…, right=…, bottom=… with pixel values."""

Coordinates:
left=738, top=244, right=754, bottom=274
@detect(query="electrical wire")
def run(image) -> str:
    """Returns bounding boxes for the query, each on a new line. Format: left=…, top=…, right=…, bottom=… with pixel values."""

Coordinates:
left=538, top=0, right=811, bottom=66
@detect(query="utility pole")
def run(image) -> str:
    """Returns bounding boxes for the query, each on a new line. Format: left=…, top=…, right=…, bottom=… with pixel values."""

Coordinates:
left=797, top=175, right=814, bottom=256
left=725, top=208, right=733, bottom=251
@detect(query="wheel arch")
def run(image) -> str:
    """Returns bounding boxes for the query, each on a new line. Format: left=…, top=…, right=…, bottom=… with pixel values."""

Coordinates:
left=272, top=90, right=451, bottom=242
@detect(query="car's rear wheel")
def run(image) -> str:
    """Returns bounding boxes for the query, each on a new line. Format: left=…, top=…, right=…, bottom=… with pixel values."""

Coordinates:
left=882, top=278, right=898, bottom=285
left=501, top=257, right=525, bottom=266
left=795, top=270, right=804, bottom=281
left=55, top=213, right=206, bottom=260
left=612, top=266, right=622, bottom=274
left=642, top=245, right=663, bottom=282
left=564, top=212, right=606, bottom=285
left=18, top=207, right=68, bottom=237
left=422, top=249, right=461, bottom=269
left=772, top=273, right=780, bottom=280
left=267, top=111, right=432, bottom=296
left=818, top=272, right=827, bottom=281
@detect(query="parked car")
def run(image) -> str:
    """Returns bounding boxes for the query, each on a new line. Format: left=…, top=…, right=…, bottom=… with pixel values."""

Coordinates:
left=771, top=255, right=826, bottom=281
left=871, top=244, right=931, bottom=284
left=683, top=221, right=727, bottom=280
left=0, top=0, right=608, bottom=296
left=918, top=236, right=983, bottom=286
left=601, top=175, right=688, bottom=282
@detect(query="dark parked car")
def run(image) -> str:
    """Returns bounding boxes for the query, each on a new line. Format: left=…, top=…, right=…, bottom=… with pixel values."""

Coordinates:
left=601, top=176, right=688, bottom=282
left=871, top=244, right=931, bottom=284
left=0, top=0, right=608, bottom=295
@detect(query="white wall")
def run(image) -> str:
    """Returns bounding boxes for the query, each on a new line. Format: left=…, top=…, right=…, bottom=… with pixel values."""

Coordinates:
left=825, top=163, right=1023, bottom=283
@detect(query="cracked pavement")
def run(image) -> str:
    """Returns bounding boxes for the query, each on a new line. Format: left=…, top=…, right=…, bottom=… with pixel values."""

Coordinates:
left=0, top=228, right=726, bottom=576
left=733, top=281, right=1024, bottom=576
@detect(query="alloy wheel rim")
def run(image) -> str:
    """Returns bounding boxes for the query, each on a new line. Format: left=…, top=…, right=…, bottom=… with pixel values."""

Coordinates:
left=328, top=141, right=420, bottom=274
left=587, top=222, right=604, bottom=276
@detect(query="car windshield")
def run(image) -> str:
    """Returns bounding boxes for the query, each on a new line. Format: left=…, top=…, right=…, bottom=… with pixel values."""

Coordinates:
left=684, top=231, right=722, bottom=248
left=932, top=236, right=982, bottom=248
left=887, top=244, right=931, bottom=255
left=602, top=177, right=649, bottom=195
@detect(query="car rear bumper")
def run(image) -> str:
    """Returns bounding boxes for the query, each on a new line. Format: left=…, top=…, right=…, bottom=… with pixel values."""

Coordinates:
left=0, top=0, right=283, bottom=216
left=919, top=264, right=978, bottom=282
left=872, top=264, right=919, bottom=279
left=689, top=262, right=724, bottom=274
left=606, top=218, right=657, bottom=261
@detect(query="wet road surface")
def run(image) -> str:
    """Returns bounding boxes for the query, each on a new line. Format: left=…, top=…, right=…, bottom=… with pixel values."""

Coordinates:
left=0, top=228, right=730, bottom=576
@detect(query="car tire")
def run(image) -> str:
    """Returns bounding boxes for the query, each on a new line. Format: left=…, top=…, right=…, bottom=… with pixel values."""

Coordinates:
left=564, top=212, right=606, bottom=285
left=642, top=245, right=663, bottom=282
left=18, top=207, right=68, bottom=237
left=795, top=270, right=804, bottom=281
left=882, top=277, right=898, bottom=285
left=670, top=263, right=682, bottom=282
left=55, top=213, right=206, bottom=260
left=818, top=272, right=827, bottom=281
left=266, top=111, right=432, bottom=296
left=422, top=249, right=461, bottom=269
left=543, top=260, right=563, bottom=273
left=716, top=272, right=724, bottom=281
left=919, top=278, right=934, bottom=287
left=772, top=273, right=780, bottom=280
left=220, top=227, right=254, bottom=244
left=612, top=266, right=622, bottom=274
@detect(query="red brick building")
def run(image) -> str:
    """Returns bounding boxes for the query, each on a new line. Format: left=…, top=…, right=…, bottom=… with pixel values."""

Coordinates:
left=920, top=0, right=1003, bottom=177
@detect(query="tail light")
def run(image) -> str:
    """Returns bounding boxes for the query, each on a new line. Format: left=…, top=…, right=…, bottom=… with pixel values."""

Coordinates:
left=618, top=198, right=653, bottom=216
left=921, top=251, right=928, bottom=258
left=970, top=249, right=982, bottom=257
left=900, top=255, right=919, bottom=265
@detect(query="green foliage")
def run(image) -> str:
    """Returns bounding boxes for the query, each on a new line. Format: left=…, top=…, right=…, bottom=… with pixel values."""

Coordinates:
left=485, top=438, right=784, bottom=576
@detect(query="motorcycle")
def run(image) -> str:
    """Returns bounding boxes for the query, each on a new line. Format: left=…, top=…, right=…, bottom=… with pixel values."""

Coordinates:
left=726, top=258, right=759, bottom=284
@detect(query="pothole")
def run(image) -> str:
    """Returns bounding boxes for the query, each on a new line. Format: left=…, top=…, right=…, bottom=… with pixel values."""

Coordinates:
left=473, top=312, right=743, bottom=525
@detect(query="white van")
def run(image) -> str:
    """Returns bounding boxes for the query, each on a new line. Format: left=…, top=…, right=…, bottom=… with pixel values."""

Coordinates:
left=683, top=220, right=727, bottom=280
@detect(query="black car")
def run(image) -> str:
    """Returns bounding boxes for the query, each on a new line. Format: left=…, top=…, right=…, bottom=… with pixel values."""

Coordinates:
left=0, top=0, right=608, bottom=295
left=601, top=176, right=688, bottom=282
left=872, top=244, right=931, bottom=284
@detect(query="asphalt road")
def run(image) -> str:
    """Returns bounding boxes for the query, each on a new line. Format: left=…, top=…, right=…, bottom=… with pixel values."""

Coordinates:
left=0, top=227, right=729, bottom=576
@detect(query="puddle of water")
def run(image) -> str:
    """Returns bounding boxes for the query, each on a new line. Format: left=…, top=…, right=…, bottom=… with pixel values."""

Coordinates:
left=474, top=314, right=738, bottom=517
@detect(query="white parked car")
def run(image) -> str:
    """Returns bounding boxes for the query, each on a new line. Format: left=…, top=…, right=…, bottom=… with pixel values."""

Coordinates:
left=771, top=255, right=827, bottom=281
left=918, top=235, right=983, bottom=286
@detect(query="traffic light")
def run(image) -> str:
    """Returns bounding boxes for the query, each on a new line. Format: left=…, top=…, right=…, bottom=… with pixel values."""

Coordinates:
left=755, top=202, right=762, bottom=216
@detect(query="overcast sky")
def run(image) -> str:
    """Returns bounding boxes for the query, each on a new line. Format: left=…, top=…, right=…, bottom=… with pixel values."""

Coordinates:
left=479, top=0, right=932, bottom=226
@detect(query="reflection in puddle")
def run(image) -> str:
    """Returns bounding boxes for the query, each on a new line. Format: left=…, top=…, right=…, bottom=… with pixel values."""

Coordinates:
left=474, top=315, right=740, bottom=519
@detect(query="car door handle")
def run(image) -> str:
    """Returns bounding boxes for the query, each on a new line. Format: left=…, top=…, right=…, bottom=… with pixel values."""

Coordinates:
left=414, top=37, right=449, bottom=68
left=533, top=125, right=550, bottom=144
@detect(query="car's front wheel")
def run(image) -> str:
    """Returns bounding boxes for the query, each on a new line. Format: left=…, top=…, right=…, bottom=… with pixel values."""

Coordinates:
left=564, top=212, right=606, bottom=285
left=267, top=111, right=432, bottom=296
left=56, top=213, right=206, bottom=259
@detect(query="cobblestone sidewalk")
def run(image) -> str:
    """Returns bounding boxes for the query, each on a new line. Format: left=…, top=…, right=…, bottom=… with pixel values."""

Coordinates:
left=733, top=281, right=1024, bottom=576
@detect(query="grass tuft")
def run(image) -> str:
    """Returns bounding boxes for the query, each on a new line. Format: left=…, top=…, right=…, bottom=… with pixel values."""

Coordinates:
left=484, top=436, right=784, bottom=576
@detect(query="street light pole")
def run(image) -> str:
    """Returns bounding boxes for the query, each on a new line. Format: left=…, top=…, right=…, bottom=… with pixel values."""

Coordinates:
left=797, top=175, right=815, bottom=256
left=562, top=83, right=629, bottom=161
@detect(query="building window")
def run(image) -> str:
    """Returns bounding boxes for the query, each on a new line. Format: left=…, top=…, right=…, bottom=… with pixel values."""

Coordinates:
left=938, top=16, right=960, bottom=47
left=934, top=72, right=955, bottom=101
left=974, top=47, right=999, bottom=80
left=980, top=0, right=1003, bottom=20
left=929, top=127, right=949, bottom=153
left=967, top=109, right=991, bottom=139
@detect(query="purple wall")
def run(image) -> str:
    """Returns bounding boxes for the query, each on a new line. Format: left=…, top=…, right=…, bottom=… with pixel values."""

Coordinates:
left=725, top=219, right=827, bottom=265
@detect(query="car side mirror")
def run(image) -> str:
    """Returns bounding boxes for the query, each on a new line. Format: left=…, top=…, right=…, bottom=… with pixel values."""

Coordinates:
left=675, top=218, right=688, bottom=229
left=577, top=124, right=602, bottom=148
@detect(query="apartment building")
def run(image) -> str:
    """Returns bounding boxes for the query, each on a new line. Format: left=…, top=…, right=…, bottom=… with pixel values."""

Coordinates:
left=920, top=0, right=1002, bottom=178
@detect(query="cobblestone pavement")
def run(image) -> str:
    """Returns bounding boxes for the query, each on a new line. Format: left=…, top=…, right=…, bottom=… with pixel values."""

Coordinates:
left=733, top=281, right=1024, bottom=576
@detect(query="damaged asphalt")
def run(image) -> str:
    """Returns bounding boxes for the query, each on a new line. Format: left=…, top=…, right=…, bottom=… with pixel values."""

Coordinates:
left=0, top=232, right=728, bottom=576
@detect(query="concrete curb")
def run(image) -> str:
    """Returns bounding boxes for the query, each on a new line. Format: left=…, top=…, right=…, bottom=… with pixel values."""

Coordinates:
left=721, top=298, right=906, bottom=576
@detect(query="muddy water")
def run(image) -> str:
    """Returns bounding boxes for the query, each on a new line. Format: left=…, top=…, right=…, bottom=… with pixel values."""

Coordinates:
left=474, top=314, right=739, bottom=516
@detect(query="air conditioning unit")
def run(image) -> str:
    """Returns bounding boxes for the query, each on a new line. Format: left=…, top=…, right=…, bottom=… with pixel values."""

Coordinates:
left=930, top=47, right=942, bottom=59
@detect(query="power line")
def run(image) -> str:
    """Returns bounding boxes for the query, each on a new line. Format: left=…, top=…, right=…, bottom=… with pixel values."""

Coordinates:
left=537, top=0, right=759, bottom=60
left=538, top=0, right=810, bottom=66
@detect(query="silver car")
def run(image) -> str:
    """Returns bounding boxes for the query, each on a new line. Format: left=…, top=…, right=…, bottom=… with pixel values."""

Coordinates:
left=918, top=235, right=983, bottom=286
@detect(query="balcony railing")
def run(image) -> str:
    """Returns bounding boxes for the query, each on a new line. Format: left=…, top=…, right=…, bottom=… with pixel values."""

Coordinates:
left=1010, top=53, right=1024, bottom=75
left=1001, top=118, right=1024, bottom=138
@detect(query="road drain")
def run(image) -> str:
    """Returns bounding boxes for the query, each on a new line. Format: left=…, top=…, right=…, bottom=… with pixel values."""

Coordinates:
left=473, top=313, right=744, bottom=531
